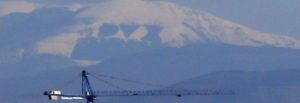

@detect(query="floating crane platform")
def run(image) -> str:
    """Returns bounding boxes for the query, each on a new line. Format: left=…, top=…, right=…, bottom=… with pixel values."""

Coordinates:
left=44, top=70, right=234, bottom=103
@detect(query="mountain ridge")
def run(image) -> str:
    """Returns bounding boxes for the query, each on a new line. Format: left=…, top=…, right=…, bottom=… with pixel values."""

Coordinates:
left=34, top=0, right=300, bottom=57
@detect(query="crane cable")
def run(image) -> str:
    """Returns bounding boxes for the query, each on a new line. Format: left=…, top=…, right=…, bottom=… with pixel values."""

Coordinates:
left=90, top=74, right=128, bottom=91
left=89, top=73, right=184, bottom=90
left=90, top=73, right=165, bottom=88
left=51, top=73, right=81, bottom=90
left=50, top=72, right=187, bottom=93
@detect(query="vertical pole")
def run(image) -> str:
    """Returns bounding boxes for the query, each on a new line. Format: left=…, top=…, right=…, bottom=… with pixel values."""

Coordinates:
left=81, top=70, right=95, bottom=103
left=82, top=70, right=85, bottom=96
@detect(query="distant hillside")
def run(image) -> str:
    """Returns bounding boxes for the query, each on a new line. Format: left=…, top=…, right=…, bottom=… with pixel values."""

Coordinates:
left=103, top=69, right=300, bottom=103
left=1, top=44, right=300, bottom=103
left=87, top=44, right=300, bottom=84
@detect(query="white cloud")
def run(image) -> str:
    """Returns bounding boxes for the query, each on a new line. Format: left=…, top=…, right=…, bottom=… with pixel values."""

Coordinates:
left=0, top=1, right=41, bottom=16
left=0, top=1, right=88, bottom=16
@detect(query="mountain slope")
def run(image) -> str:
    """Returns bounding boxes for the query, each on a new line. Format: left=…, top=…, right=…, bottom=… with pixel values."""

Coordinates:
left=170, top=0, right=300, bottom=38
left=1, top=0, right=300, bottom=66
left=35, top=0, right=300, bottom=57
left=78, top=0, right=300, bottom=47
left=1, top=0, right=300, bottom=65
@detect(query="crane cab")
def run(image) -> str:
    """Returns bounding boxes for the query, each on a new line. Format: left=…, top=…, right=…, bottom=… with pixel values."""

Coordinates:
left=44, top=90, right=62, bottom=101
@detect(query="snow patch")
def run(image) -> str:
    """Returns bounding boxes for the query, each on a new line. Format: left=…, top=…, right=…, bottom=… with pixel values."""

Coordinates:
left=76, top=0, right=300, bottom=49
left=37, top=33, right=81, bottom=57
left=73, top=59, right=101, bottom=67
left=105, top=25, right=127, bottom=40
left=128, top=26, right=148, bottom=41
left=78, top=0, right=200, bottom=47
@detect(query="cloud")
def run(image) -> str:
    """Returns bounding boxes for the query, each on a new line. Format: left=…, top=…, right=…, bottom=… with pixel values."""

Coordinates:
left=0, top=1, right=41, bottom=16
left=0, top=0, right=87, bottom=16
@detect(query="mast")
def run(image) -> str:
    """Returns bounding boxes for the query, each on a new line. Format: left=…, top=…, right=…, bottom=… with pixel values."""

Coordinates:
left=81, top=70, right=96, bottom=103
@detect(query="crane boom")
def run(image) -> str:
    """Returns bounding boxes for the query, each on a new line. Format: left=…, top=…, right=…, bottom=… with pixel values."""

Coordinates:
left=94, top=89, right=234, bottom=97
left=44, top=70, right=234, bottom=103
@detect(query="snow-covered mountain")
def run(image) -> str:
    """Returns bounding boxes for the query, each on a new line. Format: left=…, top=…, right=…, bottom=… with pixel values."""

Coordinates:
left=0, top=0, right=299, bottom=76
left=34, top=0, right=300, bottom=58
left=1, top=0, right=300, bottom=66
left=1, top=1, right=300, bottom=103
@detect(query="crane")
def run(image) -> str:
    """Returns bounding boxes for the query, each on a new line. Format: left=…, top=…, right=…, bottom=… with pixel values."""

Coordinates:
left=43, top=70, right=234, bottom=103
